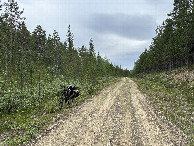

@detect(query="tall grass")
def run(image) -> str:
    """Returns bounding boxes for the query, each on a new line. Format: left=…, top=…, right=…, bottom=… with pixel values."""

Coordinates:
left=133, top=66, right=194, bottom=145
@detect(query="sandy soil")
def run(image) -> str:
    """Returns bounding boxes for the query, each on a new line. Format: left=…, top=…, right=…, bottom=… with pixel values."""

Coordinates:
left=33, top=78, right=186, bottom=146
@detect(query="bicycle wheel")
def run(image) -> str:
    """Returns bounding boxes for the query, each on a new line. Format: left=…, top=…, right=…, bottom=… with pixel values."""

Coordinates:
left=59, top=95, right=64, bottom=110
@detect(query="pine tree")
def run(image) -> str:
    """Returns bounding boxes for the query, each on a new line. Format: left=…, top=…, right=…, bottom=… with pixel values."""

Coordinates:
left=65, top=25, right=81, bottom=80
left=52, top=30, right=61, bottom=76
left=78, top=45, right=89, bottom=82
left=96, top=52, right=104, bottom=77
left=1, top=0, right=24, bottom=87
left=16, top=21, right=30, bottom=91
left=133, top=0, right=194, bottom=74
left=86, top=39, right=97, bottom=93
left=32, top=25, right=47, bottom=61
left=66, top=25, right=74, bottom=80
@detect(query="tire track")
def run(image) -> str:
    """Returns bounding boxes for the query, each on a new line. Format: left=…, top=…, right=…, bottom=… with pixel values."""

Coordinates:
left=34, top=79, right=125, bottom=146
left=128, top=79, right=186, bottom=146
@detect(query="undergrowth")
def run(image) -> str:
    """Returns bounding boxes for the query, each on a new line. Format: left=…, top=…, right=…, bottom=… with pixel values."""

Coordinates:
left=133, top=66, right=194, bottom=145
left=0, top=76, right=121, bottom=145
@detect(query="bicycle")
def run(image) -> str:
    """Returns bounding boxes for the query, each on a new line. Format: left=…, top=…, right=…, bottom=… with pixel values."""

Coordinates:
left=58, top=85, right=79, bottom=110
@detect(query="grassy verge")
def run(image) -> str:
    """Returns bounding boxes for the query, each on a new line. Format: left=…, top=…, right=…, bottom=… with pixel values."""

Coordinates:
left=132, top=66, right=194, bottom=145
left=0, top=77, right=121, bottom=145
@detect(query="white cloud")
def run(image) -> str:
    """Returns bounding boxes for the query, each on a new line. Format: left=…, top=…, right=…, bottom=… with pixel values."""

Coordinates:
left=87, top=13, right=156, bottom=40
left=96, top=34, right=148, bottom=56
left=18, top=0, right=65, bottom=34
left=92, top=33, right=150, bottom=70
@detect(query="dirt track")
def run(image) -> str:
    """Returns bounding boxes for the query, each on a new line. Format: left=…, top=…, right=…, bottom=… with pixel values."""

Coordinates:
left=34, top=78, right=186, bottom=146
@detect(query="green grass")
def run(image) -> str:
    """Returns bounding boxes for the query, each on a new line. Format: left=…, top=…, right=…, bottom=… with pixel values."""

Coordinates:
left=0, top=76, right=121, bottom=145
left=133, top=66, right=194, bottom=145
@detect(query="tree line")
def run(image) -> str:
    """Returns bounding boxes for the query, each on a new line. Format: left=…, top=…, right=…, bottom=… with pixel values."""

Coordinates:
left=133, top=0, right=194, bottom=74
left=0, top=0, right=130, bottom=113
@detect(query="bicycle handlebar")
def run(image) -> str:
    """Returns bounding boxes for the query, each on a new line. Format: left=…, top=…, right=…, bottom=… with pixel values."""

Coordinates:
left=60, top=85, right=66, bottom=88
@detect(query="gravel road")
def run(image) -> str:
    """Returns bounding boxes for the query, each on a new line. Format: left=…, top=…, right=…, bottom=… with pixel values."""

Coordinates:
left=34, top=78, right=186, bottom=146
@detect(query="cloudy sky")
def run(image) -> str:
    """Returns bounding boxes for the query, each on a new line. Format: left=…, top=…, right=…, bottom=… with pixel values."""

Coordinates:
left=15, top=0, right=173, bottom=70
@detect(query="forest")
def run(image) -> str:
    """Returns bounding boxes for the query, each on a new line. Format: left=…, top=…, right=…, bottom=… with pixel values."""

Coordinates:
left=0, top=1, right=130, bottom=144
left=0, top=0, right=130, bottom=115
left=0, top=0, right=193, bottom=145
left=133, top=0, right=194, bottom=74
left=132, top=1, right=194, bottom=143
